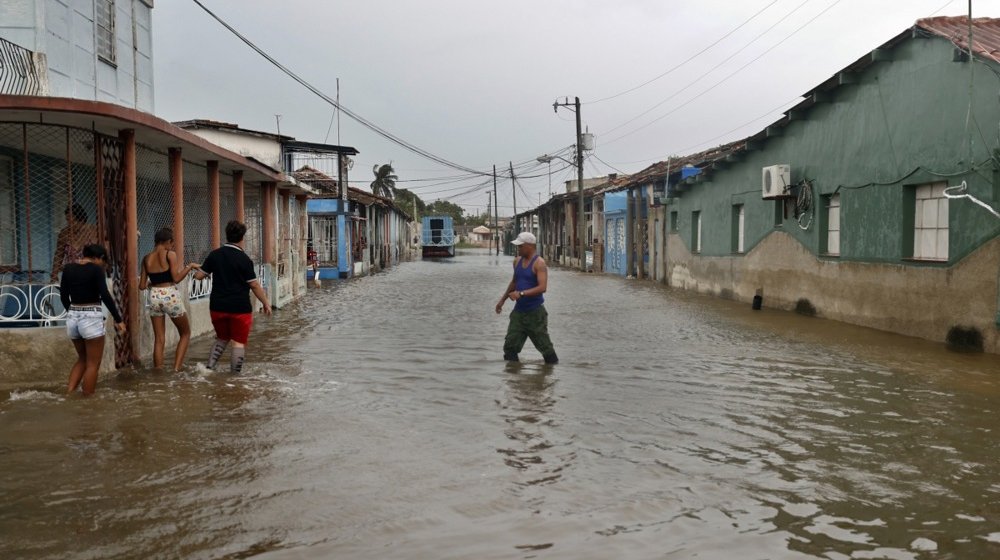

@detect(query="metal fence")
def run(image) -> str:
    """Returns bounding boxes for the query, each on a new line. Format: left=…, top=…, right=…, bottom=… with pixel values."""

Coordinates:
left=182, top=160, right=212, bottom=266
left=0, top=123, right=104, bottom=324
left=136, top=144, right=174, bottom=273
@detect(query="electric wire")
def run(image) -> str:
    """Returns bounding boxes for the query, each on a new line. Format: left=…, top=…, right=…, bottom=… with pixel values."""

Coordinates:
left=191, top=0, right=495, bottom=177
left=586, top=0, right=782, bottom=104
left=600, top=0, right=845, bottom=147
left=600, top=0, right=817, bottom=137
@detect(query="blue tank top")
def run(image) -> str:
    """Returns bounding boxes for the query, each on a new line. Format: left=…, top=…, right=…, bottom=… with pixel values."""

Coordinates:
left=513, top=255, right=544, bottom=312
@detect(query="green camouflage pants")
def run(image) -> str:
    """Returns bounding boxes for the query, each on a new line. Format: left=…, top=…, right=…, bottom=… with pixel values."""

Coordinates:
left=503, top=305, right=556, bottom=360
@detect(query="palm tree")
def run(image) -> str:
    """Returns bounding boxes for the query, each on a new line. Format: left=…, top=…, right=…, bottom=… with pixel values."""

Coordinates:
left=371, top=163, right=398, bottom=199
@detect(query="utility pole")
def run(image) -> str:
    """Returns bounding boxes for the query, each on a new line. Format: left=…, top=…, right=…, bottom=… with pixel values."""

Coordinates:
left=510, top=161, right=517, bottom=232
left=487, top=194, right=492, bottom=253
left=493, top=165, right=499, bottom=256
left=554, top=96, right=586, bottom=271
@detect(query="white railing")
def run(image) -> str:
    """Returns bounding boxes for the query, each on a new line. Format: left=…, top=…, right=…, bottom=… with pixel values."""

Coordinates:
left=187, top=271, right=212, bottom=301
left=0, top=283, right=67, bottom=326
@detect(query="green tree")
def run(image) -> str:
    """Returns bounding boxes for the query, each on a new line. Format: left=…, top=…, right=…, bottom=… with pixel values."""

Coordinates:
left=426, top=199, right=466, bottom=224
left=370, top=163, right=398, bottom=199
left=393, top=187, right=427, bottom=217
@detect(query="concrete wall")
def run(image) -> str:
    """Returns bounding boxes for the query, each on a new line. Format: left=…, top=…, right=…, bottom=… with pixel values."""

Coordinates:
left=185, top=129, right=283, bottom=171
left=666, top=230, right=1000, bottom=353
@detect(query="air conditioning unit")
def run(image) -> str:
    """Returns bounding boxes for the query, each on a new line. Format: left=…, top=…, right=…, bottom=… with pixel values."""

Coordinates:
left=762, top=164, right=790, bottom=199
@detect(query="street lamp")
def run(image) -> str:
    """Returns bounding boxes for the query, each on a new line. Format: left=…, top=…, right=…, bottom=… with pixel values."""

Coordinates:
left=536, top=153, right=575, bottom=199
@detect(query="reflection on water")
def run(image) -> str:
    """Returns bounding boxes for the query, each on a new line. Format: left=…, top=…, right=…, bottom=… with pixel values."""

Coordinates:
left=2, top=249, right=1000, bottom=559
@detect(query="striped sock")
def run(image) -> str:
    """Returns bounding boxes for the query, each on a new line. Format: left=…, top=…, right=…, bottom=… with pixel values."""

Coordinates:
left=207, top=339, right=228, bottom=369
left=230, top=347, right=246, bottom=374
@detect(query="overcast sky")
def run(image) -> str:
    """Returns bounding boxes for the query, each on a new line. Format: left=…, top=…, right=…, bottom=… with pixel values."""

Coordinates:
left=152, top=0, right=991, bottom=216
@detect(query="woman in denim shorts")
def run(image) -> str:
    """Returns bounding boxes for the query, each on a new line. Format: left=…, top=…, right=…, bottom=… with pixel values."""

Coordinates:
left=59, top=244, right=125, bottom=395
left=139, top=228, right=200, bottom=371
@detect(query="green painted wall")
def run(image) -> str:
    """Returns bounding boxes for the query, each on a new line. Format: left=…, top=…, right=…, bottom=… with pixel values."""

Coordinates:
left=670, top=35, right=1000, bottom=264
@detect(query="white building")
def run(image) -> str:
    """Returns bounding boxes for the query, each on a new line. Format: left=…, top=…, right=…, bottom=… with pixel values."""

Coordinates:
left=0, top=0, right=154, bottom=110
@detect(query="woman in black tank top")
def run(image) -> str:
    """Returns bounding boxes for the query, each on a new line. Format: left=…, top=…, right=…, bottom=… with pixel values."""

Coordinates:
left=139, top=228, right=201, bottom=371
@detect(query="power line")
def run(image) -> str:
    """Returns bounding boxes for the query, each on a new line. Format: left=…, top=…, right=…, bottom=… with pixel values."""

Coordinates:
left=600, top=0, right=817, bottom=137
left=191, top=0, right=495, bottom=177
left=601, top=0, right=845, bottom=147
left=587, top=0, right=782, bottom=104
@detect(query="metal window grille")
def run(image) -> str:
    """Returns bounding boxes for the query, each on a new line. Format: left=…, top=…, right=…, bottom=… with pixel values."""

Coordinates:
left=308, top=215, right=337, bottom=267
left=0, top=37, right=44, bottom=96
left=96, top=0, right=117, bottom=65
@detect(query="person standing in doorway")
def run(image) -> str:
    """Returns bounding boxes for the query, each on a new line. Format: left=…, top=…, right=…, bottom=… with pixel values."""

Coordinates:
left=192, top=220, right=272, bottom=373
left=495, top=232, right=558, bottom=364
left=60, top=244, right=126, bottom=395
left=139, top=227, right=200, bottom=371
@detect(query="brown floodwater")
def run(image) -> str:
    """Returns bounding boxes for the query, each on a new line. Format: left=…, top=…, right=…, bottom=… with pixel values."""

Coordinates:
left=2, top=249, right=999, bottom=559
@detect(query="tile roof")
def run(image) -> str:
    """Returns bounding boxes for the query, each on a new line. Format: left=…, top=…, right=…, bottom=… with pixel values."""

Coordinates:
left=918, top=16, right=1000, bottom=64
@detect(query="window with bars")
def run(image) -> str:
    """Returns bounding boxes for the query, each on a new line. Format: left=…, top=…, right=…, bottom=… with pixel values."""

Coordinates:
left=913, top=182, right=949, bottom=261
left=96, top=0, right=116, bottom=65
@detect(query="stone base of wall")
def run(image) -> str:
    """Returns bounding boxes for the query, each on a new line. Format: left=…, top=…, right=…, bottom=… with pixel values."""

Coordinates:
left=666, top=231, right=1000, bottom=353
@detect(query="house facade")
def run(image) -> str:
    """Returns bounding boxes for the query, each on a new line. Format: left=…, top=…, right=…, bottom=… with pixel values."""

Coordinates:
left=0, top=3, right=323, bottom=386
left=522, top=16, right=1000, bottom=353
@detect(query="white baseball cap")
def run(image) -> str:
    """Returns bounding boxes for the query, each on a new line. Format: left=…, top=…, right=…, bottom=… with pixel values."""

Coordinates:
left=511, top=232, right=537, bottom=245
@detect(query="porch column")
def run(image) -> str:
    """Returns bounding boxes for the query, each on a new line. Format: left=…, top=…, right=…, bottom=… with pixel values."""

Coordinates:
left=120, top=128, right=139, bottom=361
left=233, top=170, right=245, bottom=222
left=208, top=160, right=220, bottom=248
left=262, top=182, right=275, bottom=264
left=169, top=148, right=184, bottom=263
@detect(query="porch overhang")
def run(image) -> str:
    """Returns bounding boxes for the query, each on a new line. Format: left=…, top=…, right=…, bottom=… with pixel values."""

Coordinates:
left=0, top=95, right=286, bottom=184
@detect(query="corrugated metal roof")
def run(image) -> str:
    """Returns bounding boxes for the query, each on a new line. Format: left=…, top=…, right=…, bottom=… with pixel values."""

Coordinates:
left=918, top=16, right=1000, bottom=64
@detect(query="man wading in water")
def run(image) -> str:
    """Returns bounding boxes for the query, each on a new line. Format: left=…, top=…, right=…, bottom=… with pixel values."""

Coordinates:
left=495, top=232, right=558, bottom=364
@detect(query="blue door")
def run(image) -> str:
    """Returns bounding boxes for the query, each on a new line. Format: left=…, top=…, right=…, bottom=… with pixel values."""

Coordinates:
left=604, top=210, right=627, bottom=276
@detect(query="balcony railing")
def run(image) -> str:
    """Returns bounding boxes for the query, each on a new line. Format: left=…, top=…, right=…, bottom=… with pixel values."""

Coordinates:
left=0, top=37, right=45, bottom=96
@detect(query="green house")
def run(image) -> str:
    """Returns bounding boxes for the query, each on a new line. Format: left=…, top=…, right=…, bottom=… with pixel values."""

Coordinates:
left=659, top=16, right=1000, bottom=352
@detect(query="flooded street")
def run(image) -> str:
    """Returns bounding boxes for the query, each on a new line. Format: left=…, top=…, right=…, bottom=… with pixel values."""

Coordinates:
left=2, top=249, right=1000, bottom=559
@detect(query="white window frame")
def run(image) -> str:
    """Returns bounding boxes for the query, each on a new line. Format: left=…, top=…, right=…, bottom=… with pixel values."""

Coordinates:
left=913, top=182, right=948, bottom=261
left=826, top=193, right=841, bottom=256
left=0, top=157, right=15, bottom=266
left=96, top=0, right=117, bottom=66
